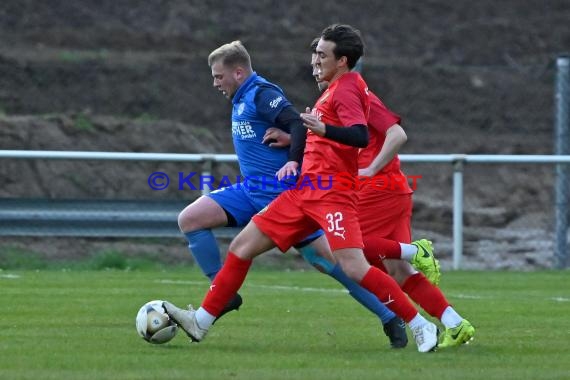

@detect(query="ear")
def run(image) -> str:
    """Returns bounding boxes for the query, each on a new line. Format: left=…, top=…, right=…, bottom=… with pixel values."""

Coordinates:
left=337, top=56, right=348, bottom=69
left=234, top=67, right=245, bottom=82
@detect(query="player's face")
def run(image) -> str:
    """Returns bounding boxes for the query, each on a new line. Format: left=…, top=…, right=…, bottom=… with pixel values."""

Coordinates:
left=315, top=38, right=346, bottom=83
left=311, top=53, right=328, bottom=92
left=211, top=61, right=240, bottom=99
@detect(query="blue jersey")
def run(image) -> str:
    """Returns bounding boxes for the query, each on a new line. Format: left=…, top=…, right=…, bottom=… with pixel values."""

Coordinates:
left=209, top=72, right=323, bottom=243
left=231, top=72, right=294, bottom=200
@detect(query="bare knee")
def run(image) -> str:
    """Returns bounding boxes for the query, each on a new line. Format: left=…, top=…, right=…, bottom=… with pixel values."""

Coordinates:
left=334, top=249, right=370, bottom=282
left=228, top=233, right=247, bottom=256
left=178, top=207, right=209, bottom=232
left=178, top=196, right=228, bottom=233
left=339, top=264, right=364, bottom=281
left=177, top=207, right=196, bottom=232
left=382, top=259, right=417, bottom=286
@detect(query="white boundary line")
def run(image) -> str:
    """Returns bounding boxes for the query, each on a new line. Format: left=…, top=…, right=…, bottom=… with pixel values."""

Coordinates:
left=3, top=276, right=568, bottom=302
left=0, top=274, right=21, bottom=279
left=157, top=279, right=346, bottom=293
left=156, top=279, right=570, bottom=302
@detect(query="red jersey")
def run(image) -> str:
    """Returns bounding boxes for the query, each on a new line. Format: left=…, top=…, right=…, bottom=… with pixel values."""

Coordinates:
left=302, top=72, right=370, bottom=182
left=358, top=91, right=412, bottom=194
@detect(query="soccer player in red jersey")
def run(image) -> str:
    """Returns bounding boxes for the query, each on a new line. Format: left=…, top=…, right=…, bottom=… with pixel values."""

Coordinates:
left=265, top=38, right=476, bottom=348
left=356, top=82, right=476, bottom=349
left=163, top=24, right=438, bottom=353
left=178, top=39, right=407, bottom=348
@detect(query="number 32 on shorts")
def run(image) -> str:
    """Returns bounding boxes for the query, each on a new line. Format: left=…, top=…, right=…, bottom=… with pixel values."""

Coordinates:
left=326, top=212, right=346, bottom=240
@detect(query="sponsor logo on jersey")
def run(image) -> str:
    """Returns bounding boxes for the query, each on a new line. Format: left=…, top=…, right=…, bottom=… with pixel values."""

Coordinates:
left=232, top=121, right=256, bottom=139
left=333, top=230, right=346, bottom=240
left=269, top=96, right=283, bottom=109
left=237, top=102, right=245, bottom=115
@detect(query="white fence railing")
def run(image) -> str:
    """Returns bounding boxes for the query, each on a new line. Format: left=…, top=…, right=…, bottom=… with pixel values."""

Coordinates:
left=1, top=150, right=569, bottom=269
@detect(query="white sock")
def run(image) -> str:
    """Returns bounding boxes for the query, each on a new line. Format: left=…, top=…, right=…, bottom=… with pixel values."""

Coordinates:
left=440, top=306, right=463, bottom=328
left=407, top=313, right=428, bottom=330
left=195, top=307, right=216, bottom=330
left=400, top=243, right=417, bottom=262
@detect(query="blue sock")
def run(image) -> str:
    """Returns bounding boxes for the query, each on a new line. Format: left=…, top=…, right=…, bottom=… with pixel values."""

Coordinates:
left=298, top=246, right=396, bottom=324
left=185, top=230, right=222, bottom=281
left=329, top=264, right=396, bottom=324
left=297, top=245, right=336, bottom=273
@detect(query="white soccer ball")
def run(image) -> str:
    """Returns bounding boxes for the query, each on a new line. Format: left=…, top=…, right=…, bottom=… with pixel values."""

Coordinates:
left=136, top=300, right=178, bottom=344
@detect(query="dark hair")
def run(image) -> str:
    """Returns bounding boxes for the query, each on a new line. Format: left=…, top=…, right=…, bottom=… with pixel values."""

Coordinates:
left=320, top=24, right=364, bottom=69
left=310, top=37, right=320, bottom=53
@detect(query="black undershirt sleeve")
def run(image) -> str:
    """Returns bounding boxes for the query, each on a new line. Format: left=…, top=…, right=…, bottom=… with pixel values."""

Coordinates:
left=324, top=124, right=369, bottom=147
left=274, top=105, right=307, bottom=164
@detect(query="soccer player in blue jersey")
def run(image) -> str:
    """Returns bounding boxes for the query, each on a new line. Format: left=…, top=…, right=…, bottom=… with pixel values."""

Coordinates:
left=176, top=40, right=407, bottom=347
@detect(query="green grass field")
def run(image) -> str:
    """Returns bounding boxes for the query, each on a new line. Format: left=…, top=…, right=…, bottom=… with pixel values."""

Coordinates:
left=1, top=268, right=569, bottom=380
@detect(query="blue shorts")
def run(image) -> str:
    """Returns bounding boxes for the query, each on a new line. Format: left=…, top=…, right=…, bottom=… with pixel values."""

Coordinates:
left=207, top=183, right=323, bottom=245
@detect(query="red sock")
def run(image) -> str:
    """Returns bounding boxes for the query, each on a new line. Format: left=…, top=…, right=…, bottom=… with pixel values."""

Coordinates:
left=359, top=267, right=418, bottom=322
left=363, top=236, right=401, bottom=267
left=402, top=273, right=450, bottom=319
left=201, top=252, right=252, bottom=316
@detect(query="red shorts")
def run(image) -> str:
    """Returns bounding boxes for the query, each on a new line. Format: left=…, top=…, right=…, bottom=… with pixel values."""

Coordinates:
left=357, top=189, right=412, bottom=243
left=253, top=187, right=363, bottom=252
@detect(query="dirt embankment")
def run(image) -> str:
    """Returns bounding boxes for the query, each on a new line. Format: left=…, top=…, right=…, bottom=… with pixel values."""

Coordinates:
left=1, top=1, right=568, bottom=269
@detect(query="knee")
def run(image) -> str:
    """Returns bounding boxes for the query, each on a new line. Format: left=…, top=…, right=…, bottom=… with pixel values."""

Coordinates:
left=339, top=265, right=361, bottom=282
left=384, top=263, right=415, bottom=286
left=228, top=235, right=247, bottom=257
left=178, top=207, right=208, bottom=233
left=228, top=237, right=259, bottom=261
left=337, top=260, right=365, bottom=282
left=177, top=209, right=194, bottom=232
left=384, top=265, right=398, bottom=279
left=335, top=251, right=370, bottom=282
left=390, top=271, right=407, bottom=286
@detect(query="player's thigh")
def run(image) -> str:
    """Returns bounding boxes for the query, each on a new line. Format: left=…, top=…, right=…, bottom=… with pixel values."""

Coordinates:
left=229, top=220, right=276, bottom=260
left=179, top=184, right=261, bottom=232
left=178, top=195, right=228, bottom=232
left=210, top=185, right=273, bottom=227
left=253, top=191, right=320, bottom=253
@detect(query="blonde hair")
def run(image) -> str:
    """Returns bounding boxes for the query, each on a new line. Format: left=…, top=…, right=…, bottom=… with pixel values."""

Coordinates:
left=208, top=40, right=252, bottom=70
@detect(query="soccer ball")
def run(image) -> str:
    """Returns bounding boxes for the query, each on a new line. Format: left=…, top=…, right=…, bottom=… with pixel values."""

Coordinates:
left=136, top=300, right=178, bottom=344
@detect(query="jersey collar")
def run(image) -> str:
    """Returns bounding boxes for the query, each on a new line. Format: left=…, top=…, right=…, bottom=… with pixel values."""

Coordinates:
left=232, top=72, right=258, bottom=105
